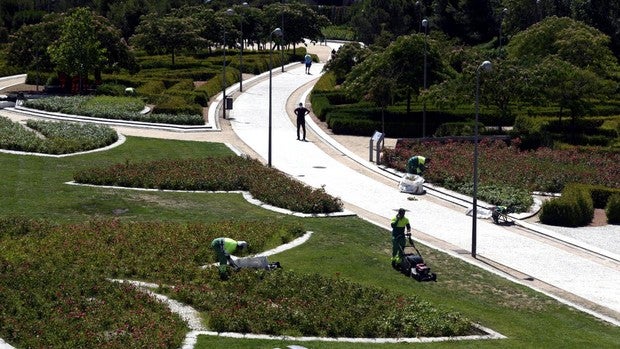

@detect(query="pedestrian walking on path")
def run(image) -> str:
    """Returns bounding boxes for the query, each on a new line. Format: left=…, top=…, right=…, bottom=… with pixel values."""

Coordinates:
left=304, top=53, right=312, bottom=74
left=294, top=102, right=310, bottom=141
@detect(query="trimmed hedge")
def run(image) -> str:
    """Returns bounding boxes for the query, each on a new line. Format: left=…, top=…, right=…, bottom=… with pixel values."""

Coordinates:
left=606, top=194, right=620, bottom=224
left=539, top=184, right=594, bottom=227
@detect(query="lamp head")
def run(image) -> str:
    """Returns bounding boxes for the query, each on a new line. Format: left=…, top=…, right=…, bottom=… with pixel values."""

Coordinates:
left=226, top=8, right=234, bottom=15
left=272, top=28, right=283, bottom=37
left=478, top=60, right=492, bottom=72
left=422, top=19, right=428, bottom=28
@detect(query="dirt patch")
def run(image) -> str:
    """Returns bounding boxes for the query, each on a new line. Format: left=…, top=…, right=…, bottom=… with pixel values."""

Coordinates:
left=590, top=208, right=607, bottom=227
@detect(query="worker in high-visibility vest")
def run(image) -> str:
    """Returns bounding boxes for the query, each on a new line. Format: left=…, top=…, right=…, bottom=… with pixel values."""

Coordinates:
left=211, top=237, right=248, bottom=280
left=390, top=208, right=411, bottom=268
left=406, top=156, right=431, bottom=176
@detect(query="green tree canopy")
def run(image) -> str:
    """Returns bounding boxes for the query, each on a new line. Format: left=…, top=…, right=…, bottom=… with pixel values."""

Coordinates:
left=47, top=7, right=107, bottom=91
left=507, top=16, right=620, bottom=78
left=130, top=9, right=201, bottom=66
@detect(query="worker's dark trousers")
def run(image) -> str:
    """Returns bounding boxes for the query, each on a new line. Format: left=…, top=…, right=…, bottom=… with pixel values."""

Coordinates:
left=391, top=233, right=406, bottom=264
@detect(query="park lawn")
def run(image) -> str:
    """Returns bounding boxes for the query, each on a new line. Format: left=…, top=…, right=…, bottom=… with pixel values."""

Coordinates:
left=0, top=136, right=618, bottom=348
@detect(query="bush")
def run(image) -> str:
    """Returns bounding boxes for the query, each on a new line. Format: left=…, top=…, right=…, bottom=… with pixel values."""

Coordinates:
left=95, top=83, right=127, bottom=96
left=152, top=95, right=202, bottom=116
left=539, top=185, right=594, bottom=227
left=606, top=194, right=620, bottom=224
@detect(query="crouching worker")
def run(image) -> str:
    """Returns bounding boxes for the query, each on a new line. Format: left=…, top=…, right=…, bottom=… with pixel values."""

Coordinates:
left=391, top=208, right=411, bottom=269
left=211, top=237, right=248, bottom=280
left=491, top=205, right=509, bottom=224
left=407, top=156, right=431, bottom=176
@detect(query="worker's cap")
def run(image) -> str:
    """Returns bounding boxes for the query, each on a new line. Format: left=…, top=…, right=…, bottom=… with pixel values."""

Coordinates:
left=237, top=241, right=248, bottom=250
left=299, top=102, right=303, bottom=106
left=398, top=208, right=406, bottom=215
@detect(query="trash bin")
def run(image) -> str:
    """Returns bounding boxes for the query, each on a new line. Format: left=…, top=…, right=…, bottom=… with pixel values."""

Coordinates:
left=225, top=96, right=233, bottom=110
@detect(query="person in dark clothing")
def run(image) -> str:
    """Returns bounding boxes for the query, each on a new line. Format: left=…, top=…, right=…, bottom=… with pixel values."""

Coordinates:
left=294, top=102, right=310, bottom=141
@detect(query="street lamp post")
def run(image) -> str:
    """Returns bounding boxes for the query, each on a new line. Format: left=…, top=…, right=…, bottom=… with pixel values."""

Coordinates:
left=281, top=0, right=285, bottom=72
left=239, top=2, right=248, bottom=92
left=499, top=8, right=508, bottom=52
left=268, top=28, right=283, bottom=167
left=422, top=18, right=428, bottom=138
left=471, top=60, right=492, bottom=258
left=222, top=8, right=234, bottom=120
left=415, top=1, right=421, bottom=32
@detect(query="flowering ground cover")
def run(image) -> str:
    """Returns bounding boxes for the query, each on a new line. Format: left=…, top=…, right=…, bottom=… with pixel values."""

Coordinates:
left=73, top=156, right=344, bottom=214
left=383, top=139, right=619, bottom=211
left=0, top=217, right=474, bottom=348
left=23, top=95, right=205, bottom=125
left=0, top=116, right=118, bottom=154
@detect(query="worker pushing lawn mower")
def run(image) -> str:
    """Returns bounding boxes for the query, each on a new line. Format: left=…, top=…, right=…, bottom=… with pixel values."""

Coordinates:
left=390, top=209, right=437, bottom=282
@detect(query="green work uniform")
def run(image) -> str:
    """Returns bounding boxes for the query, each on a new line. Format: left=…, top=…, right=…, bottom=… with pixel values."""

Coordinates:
left=407, top=156, right=427, bottom=175
left=391, top=216, right=411, bottom=264
left=211, top=237, right=239, bottom=279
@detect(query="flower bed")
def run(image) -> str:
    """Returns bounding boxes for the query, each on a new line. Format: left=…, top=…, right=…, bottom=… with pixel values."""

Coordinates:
left=0, top=116, right=118, bottom=154
left=383, top=139, right=620, bottom=210
left=0, top=217, right=475, bottom=348
left=22, top=95, right=205, bottom=125
left=73, top=156, right=344, bottom=214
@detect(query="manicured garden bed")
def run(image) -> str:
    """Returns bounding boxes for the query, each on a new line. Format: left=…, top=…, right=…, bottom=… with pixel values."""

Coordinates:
left=73, top=156, right=344, bottom=214
left=22, top=95, right=205, bottom=125
left=0, top=116, right=118, bottom=154
left=383, top=138, right=620, bottom=211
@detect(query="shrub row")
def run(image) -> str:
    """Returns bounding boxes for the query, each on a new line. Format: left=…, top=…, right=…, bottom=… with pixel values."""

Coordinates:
left=73, top=156, right=344, bottom=214
left=540, top=184, right=620, bottom=226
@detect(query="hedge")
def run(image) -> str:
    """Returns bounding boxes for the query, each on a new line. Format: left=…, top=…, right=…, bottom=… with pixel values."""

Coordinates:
left=606, top=194, right=620, bottom=224
left=539, top=184, right=595, bottom=227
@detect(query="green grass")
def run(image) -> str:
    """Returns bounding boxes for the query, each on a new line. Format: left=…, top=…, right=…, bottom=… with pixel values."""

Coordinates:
left=1, top=136, right=619, bottom=348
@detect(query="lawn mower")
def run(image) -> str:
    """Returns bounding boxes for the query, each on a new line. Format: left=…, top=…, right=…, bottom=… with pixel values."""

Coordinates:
left=490, top=205, right=512, bottom=225
left=397, top=234, right=437, bottom=282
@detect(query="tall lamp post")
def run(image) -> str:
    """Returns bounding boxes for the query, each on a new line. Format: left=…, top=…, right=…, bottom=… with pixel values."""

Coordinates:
left=415, top=1, right=421, bottom=32
left=222, top=8, right=234, bottom=119
left=471, top=60, right=492, bottom=258
left=280, top=0, right=285, bottom=72
left=422, top=18, right=428, bottom=138
left=498, top=8, right=508, bottom=52
left=268, top=28, right=283, bottom=167
left=239, top=2, right=249, bottom=92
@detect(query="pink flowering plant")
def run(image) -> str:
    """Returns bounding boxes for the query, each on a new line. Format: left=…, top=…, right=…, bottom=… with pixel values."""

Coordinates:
left=382, top=139, right=619, bottom=211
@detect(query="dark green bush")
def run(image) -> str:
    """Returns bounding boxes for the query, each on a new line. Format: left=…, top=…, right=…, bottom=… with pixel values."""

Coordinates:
left=152, top=95, right=202, bottom=116
left=434, top=122, right=484, bottom=137
left=95, top=83, right=126, bottom=96
left=606, top=193, right=620, bottom=224
left=539, top=185, right=594, bottom=227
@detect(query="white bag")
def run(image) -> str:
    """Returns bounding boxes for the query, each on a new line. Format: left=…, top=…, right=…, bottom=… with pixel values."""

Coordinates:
left=399, top=173, right=425, bottom=194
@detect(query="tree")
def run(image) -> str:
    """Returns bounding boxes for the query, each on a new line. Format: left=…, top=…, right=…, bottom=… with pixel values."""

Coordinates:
left=47, top=7, right=108, bottom=93
left=130, top=10, right=201, bottom=66
left=507, top=16, right=620, bottom=78
left=324, top=42, right=370, bottom=83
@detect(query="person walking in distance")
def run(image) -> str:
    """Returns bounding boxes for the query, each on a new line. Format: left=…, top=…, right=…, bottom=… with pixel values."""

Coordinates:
left=294, top=102, right=310, bottom=141
left=304, top=53, right=312, bottom=74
